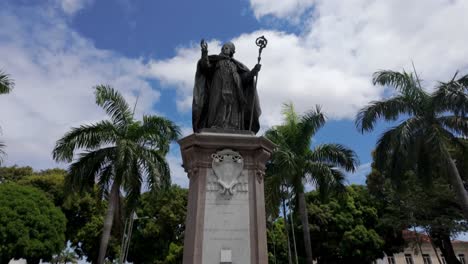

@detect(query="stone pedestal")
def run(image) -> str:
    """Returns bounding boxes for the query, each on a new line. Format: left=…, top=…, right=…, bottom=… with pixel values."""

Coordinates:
left=179, top=132, right=274, bottom=264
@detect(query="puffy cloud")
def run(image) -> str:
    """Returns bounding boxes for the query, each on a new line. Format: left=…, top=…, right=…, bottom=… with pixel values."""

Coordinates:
left=148, top=0, right=468, bottom=129
left=59, top=0, right=94, bottom=15
left=0, top=5, right=159, bottom=169
left=249, top=0, right=315, bottom=19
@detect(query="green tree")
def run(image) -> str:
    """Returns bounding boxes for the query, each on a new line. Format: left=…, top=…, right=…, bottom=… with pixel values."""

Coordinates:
left=267, top=218, right=291, bottom=264
left=266, top=103, right=358, bottom=264
left=0, top=70, right=14, bottom=164
left=307, top=185, right=398, bottom=264
left=52, top=85, right=180, bottom=264
left=355, top=70, right=468, bottom=218
left=0, top=183, right=66, bottom=264
left=0, top=165, right=34, bottom=183
left=14, top=167, right=114, bottom=261
left=127, top=185, right=188, bottom=264
left=18, top=169, right=67, bottom=205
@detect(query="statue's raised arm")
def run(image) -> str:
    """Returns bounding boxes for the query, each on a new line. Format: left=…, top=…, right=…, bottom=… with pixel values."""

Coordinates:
left=200, top=39, right=208, bottom=57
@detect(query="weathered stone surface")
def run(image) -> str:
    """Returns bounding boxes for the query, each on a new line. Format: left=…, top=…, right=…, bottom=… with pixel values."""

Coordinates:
left=179, top=132, right=274, bottom=264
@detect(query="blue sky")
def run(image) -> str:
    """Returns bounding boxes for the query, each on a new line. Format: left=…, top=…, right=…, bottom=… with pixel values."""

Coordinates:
left=1, top=0, right=468, bottom=189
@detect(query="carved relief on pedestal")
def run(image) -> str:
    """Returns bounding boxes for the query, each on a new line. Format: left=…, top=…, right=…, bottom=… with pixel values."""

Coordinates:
left=208, top=149, right=248, bottom=196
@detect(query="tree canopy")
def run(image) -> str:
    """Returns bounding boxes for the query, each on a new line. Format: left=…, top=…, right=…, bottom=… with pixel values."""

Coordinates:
left=0, top=183, right=66, bottom=264
left=307, top=185, right=404, bottom=264
left=127, top=185, right=188, bottom=264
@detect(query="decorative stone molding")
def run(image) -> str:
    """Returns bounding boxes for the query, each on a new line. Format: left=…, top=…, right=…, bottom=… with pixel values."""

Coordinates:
left=255, top=170, right=265, bottom=183
left=211, top=149, right=244, bottom=196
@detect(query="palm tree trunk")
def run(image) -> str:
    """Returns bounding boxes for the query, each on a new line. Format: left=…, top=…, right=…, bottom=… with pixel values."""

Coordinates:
left=282, top=196, right=293, bottom=264
left=288, top=194, right=299, bottom=264
left=98, top=181, right=119, bottom=264
left=444, top=147, right=468, bottom=219
left=431, top=229, right=462, bottom=264
left=298, top=191, right=313, bottom=264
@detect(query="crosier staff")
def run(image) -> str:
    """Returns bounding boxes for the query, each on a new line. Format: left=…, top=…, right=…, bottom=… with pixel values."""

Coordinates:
left=249, top=36, right=268, bottom=131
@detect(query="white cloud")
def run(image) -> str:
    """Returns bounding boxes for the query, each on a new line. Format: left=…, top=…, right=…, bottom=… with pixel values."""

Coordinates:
left=148, top=0, right=468, bottom=129
left=167, top=153, right=188, bottom=188
left=249, top=0, right=316, bottom=19
left=0, top=5, right=159, bottom=170
left=346, top=162, right=371, bottom=185
left=59, top=0, right=93, bottom=15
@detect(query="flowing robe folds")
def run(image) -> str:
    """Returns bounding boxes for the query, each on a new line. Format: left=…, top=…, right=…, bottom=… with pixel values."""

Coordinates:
left=192, top=54, right=261, bottom=134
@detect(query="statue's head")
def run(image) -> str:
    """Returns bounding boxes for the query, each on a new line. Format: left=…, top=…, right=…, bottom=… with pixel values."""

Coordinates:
left=221, top=42, right=235, bottom=57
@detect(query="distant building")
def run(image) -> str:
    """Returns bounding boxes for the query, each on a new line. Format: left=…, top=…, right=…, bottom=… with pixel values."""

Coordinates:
left=375, top=230, right=468, bottom=264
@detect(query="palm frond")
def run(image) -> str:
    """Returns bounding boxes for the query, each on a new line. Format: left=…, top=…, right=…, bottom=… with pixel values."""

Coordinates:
left=134, top=115, right=180, bottom=154
left=0, top=71, right=14, bottom=94
left=374, top=117, right=425, bottom=176
left=300, top=105, right=326, bottom=140
left=355, top=96, right=415, bottom=133
left=94, top=85, right=133, bottom=127
left=66, top=147, right=116, bottom=193
left=265, top=128, right=288, bottom=147
left=137, top=147, right=171, bottom=191
left=264, top=172, right=287, bottom=218
left=438, top=116, right=468, bottom=137
left=373, top=70, right=420, bottom=95
left=123, top=160, right=142, bottom=211
left=309, top=143, right=359, bottom=172
left=316, top=166, right=347, bottom=201
left=304, top=162, right=346, bottom=200
left=281, top=102, right=299, bottom=126
left=433, top=77, right=468, bottom=116
left=96, top=164, right=115, bottom=200
left=456, top=73, right=468, bottom=87
left=53, top=120, right=118, bottom=162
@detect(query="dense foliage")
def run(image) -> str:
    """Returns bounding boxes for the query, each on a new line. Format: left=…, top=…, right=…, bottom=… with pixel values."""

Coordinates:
left=128, top=185, right=188, bottom=264
left=0, top=183, right=66, bottom=264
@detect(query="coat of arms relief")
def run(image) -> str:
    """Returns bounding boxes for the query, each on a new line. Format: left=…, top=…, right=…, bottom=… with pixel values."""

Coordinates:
left=208, top=149, right=248, bottom=196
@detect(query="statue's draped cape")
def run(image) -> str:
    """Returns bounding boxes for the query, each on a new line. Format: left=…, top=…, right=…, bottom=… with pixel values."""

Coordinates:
left=192, top=55, right=261, bottom=134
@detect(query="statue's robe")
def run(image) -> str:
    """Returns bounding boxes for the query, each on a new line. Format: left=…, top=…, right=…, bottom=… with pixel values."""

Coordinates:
left=192, top=54, right=261, bottom=134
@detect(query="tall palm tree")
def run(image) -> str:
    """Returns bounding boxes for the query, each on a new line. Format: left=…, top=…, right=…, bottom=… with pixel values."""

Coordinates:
left=355, top=69, right=468, bottom=218
left=0, top=70, right=14, bottom=165
left=53, top=85, right=180, bottom=264
left=266, top=103, right=358, bottom=264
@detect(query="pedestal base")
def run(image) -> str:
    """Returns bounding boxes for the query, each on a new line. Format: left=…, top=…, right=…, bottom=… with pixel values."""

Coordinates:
left=179, top=132, right=274, bottom=264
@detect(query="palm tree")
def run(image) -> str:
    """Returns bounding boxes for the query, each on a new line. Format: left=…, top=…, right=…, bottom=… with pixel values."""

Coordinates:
left=0, top=70, right=14, bottom=165
left=53, top=85, right=180, bottom=264
left=266, top=103, right=358, bottom=264
left=355, top=69, right=468, bottom=218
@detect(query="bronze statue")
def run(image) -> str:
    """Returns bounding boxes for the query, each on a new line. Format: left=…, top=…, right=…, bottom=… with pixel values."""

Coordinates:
left=192, top=39, right=263, bottom=134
